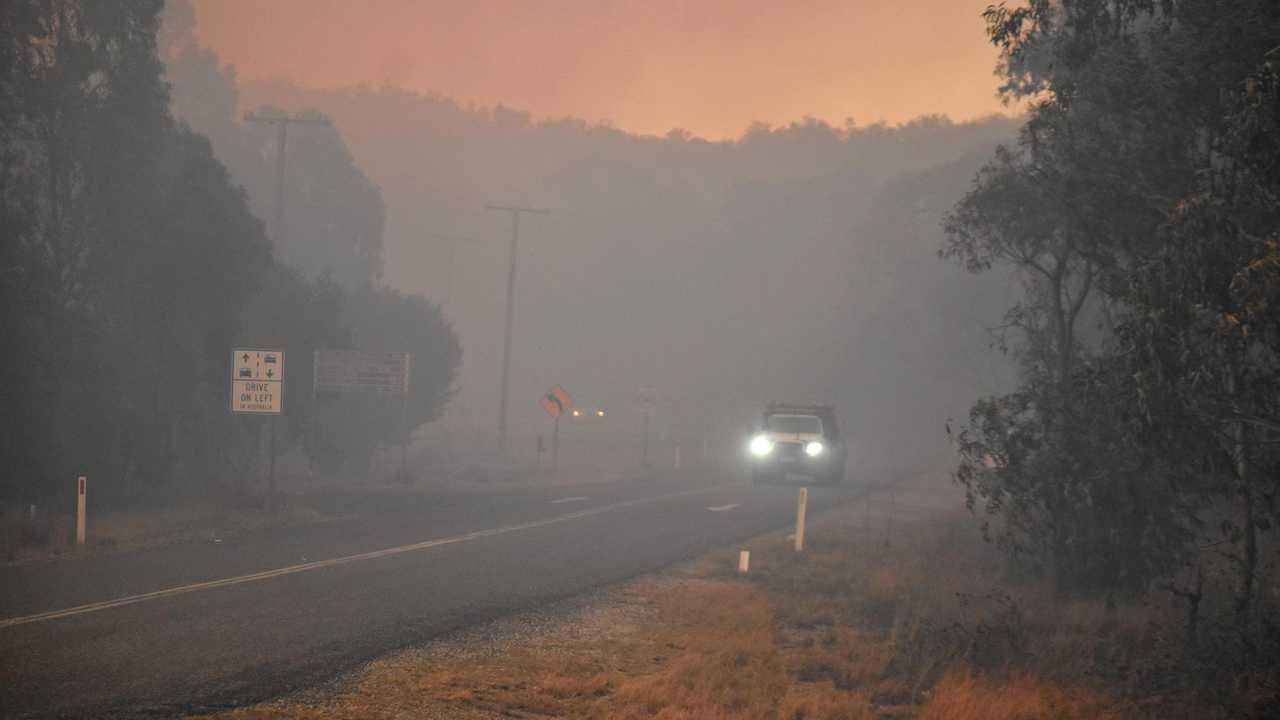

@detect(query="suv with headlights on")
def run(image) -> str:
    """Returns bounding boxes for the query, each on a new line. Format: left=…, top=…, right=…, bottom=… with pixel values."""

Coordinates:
left=747, top=403, right=846, bottom=485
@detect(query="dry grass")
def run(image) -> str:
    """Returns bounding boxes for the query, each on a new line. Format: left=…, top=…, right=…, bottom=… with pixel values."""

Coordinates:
left=918, top=672, right=1137, bottom=720
left=201, top=579, right=842, bottom=720
left=196, top=481, right=1165, bottom=719
left=1, top=499, right=333, bottom=563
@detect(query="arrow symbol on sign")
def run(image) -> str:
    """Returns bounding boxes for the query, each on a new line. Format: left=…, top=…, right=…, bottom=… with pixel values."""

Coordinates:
left=242, top=353, right=250, bottom=363
left=267, top=369, right=275, bottom=378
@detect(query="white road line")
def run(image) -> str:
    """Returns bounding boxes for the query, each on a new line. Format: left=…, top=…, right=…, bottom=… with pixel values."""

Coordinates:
left=707, top=503, right=740, bottom=512
left=548, top=496, right=589, bottom=504
left=0, top=484, right=733, bottom=630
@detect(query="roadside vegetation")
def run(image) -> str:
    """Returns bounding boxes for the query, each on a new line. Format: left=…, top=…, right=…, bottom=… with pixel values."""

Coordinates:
left=0, top=498, right=332, bottom=563
left=0, top=1, right=460, bottom=548
left=938, top=1, right=1280, bottom=709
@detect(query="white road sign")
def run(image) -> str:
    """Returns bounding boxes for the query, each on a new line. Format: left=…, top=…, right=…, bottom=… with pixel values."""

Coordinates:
left=233, top=349, right=284, bottom=381
left=314, top=350, right=411, bottom=395
left=232, top=348, right=284, bottom=413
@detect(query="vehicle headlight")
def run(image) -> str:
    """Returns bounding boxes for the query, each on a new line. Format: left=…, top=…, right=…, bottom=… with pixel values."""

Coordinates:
left=804, top=441, right=825, bottom=457
left=749, top=435, right=774, bottom=457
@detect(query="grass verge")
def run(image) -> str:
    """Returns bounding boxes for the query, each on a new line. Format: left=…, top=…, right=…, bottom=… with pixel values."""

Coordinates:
left=0, top=497, right=337, bottom=564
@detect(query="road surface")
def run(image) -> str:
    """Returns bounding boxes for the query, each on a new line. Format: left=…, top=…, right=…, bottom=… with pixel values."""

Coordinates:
left=0, top=471, right=865, bottom=719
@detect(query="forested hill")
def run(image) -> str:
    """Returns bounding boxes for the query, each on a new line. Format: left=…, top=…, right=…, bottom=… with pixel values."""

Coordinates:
left=190, top=60, right=1023, bottom=466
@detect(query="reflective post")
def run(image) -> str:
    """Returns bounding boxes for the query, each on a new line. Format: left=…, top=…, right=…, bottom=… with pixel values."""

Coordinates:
left=794, top=487, right=808, bottom=552
left=76, top=476, right=86, bottom=546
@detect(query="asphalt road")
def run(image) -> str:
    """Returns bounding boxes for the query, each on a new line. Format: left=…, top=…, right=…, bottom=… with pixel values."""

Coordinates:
left=0, top=469, right=866, bottom=719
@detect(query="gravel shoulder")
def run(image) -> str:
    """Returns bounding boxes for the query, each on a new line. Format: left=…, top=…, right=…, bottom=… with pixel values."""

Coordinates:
left=191, top=577, right=673, bottom=719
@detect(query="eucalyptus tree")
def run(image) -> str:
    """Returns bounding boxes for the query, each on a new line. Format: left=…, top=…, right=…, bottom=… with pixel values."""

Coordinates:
left=944, top=0, right=1280, bottom=613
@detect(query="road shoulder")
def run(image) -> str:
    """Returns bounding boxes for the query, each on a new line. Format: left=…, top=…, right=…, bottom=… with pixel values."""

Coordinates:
left=194, top=476, right=1157, bottom=717
left=193, top=479, right=1145, bottom=720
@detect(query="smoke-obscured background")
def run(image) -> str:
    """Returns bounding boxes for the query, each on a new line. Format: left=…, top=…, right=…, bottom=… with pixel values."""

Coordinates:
left=161, top=0, right=1019, bottom=476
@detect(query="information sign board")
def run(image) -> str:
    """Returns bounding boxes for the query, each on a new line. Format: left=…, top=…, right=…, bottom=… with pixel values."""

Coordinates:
left=314, top=350, right=411, bottom=395
left=232, top=348, right=284, bottom=413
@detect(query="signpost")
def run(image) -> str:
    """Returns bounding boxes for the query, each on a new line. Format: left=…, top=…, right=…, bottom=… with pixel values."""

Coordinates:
left=232, top=349, right=284, bottom=509
left=313, top=350, right=413, bottom=482
left=540, top=384, right=573, bottom=475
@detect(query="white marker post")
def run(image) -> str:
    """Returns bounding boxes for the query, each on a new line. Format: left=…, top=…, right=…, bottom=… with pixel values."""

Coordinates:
left=738, top=550, right=750, bottom=574
left=794, top=487, right=808, bottom=553
left=76, top=475, right=86, bottom=546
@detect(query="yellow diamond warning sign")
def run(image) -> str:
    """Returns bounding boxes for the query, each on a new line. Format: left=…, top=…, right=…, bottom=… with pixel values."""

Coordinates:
left=541, top=384, right=572, bottom=418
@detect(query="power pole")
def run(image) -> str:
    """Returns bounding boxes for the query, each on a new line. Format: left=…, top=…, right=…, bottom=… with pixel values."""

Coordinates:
left=246, top=111, right=328, bottom=489
left=245, top=111, right=330, bottom=261
left=484, top=204, right=549, bottom=456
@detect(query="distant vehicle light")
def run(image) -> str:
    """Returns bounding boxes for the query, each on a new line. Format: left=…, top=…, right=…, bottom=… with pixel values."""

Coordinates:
left=571, top=409, right=582, bottom=417
left=805, top=441, right=825, bottom=457
left=596, top=410, right=605, bottom=417
left=749, top=435, right=774, bottom=457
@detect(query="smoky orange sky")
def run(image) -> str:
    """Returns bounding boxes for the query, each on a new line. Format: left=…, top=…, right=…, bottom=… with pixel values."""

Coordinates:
left=192, top=0, right=1010, bottom=140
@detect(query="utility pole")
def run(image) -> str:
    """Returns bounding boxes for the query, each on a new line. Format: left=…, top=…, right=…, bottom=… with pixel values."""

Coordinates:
left=245, top=111, right=330, bottom=261
left=246, top=111, right=327, bottom=490
left=484, top=204, right=549, bottom=456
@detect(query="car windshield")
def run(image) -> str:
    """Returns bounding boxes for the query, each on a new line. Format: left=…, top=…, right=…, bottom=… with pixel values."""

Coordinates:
left=766, top=414, right=822, bottom=434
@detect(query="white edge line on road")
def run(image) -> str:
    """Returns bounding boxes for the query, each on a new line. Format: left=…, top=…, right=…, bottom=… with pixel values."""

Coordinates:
left=548, top=496, right=589, bottom=504
left=707, top=503, right=740, bottom=512
left=0, top=484, right=734, bottom=630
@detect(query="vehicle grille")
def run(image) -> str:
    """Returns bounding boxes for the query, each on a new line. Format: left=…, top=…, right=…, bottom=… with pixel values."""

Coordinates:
left=775, top=442, right=803, bottom=460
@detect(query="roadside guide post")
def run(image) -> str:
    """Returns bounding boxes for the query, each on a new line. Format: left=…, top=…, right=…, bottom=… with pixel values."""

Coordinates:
left=540, top=385, right=573, bottom=477
left=76, top=475, right=86, bottom=546
left=232, top=348, right=285, bottom=511
left=795, top=487, right=808, bottom=553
